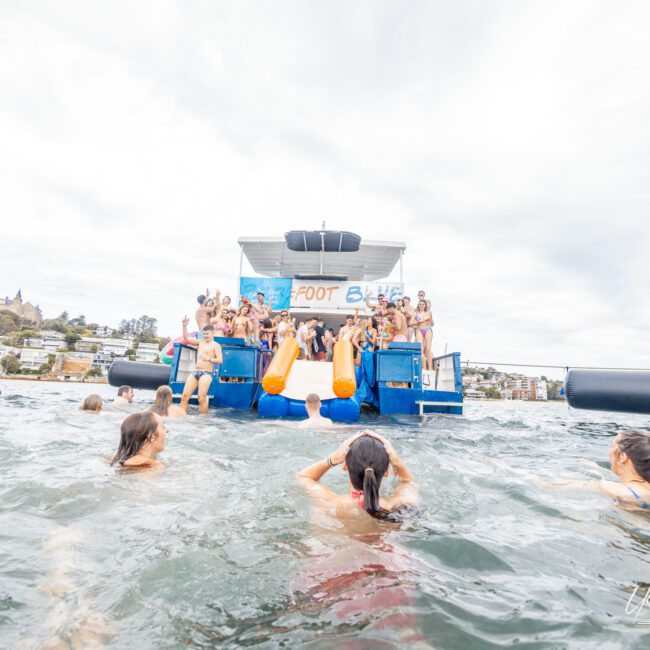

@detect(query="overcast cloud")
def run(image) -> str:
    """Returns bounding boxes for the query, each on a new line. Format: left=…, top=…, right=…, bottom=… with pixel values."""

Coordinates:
left=2, top=0, right=649, bottom=379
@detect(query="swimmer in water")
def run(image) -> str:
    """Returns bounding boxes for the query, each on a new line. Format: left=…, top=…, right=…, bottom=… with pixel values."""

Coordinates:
left=147, top=385, right=187, bottom=419
left=114, top=385, right=134, bottom=406
left=79, top=394, right=103, bottom=412
left=111, top=412, right=167, bottom=470
left=298, top=393, right=334, bottom=429
left=180, top=318, right=223, bottom=413
left=541, top=429, right=650, bottom=511
left=298, top=431, right=418, bottom=520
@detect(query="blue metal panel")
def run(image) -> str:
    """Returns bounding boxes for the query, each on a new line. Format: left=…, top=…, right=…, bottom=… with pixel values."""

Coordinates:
left=378, top=387, right=420, bottom=414
left=216, top=336, right=245, bottom=346
left=215, top=381, right=258, bottom=409
left=220, top=346, right=259, bottom=378
left=387, top=342, right=421, bottom=351
left=376, top=349, right=421, bottom=387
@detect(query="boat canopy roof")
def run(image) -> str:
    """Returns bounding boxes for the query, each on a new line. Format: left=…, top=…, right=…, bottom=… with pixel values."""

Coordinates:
left=238, top=231, right=406, bottom=281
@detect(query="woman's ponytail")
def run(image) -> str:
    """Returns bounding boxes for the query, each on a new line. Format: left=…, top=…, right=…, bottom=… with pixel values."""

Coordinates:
left=363, top=467, right=390, bottom=520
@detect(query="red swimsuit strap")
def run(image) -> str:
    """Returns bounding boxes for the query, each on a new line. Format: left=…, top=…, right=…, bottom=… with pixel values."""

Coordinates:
left=350, top=489, right=365, bottom=508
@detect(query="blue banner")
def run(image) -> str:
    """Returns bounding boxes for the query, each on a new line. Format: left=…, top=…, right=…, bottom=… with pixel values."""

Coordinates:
left=239, top=277, right=292, bottom=310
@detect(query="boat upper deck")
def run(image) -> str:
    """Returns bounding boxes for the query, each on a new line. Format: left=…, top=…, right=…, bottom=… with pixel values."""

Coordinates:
left=238, top=231, right=406, bottom=281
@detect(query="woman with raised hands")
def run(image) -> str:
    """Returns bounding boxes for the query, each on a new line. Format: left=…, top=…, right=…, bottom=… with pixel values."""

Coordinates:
left=297, top=431, right=418, bottom=521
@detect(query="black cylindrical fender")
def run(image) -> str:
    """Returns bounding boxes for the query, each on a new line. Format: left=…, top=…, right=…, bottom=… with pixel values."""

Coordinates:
left=108, top=360, right=171, bottom=391
left=565, top=369, right=650, bottom=415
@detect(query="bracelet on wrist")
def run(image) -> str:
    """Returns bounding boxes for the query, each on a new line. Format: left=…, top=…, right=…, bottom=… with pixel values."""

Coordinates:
left=327, top=455, right=335, bottom=468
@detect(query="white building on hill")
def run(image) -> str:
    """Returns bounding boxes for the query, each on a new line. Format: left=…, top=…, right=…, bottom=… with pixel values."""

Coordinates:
left=136, top=342, right=159, bottom=363
left=19, top=348, right=50, bottom=371
left=102, top=338, right=131, bottom=356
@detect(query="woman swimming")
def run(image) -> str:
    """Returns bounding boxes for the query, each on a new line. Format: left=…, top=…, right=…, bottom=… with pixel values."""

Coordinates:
left=147, top=385, right=187, bottom=419
left=79, top=394, right=103, bottom=413
left=111, top=412, right=167, bottom=470
left=298, top=431, right=418, bottom=521
left=542, top=430, right=650, bottom=511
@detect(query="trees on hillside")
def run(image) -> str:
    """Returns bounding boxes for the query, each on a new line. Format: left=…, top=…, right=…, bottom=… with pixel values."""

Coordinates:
left=1, top=353, right=21, bottom=375
left=0, top=310, right=20, bottom=335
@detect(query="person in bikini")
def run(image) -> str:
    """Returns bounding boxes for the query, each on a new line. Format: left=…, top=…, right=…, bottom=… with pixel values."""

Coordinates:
left=180, top=317, right=223, bottom=414
left=402, top=296, right=416, bottom=341
left=297, top=430, right=418, bottom=521
left=353, top=316, right=378, bottom=357
left=533, top=430, right=650, bottom=511
left=209, top=303, right=231, bottom=338
left=231, top=303, right=255, bottom=343
left=417, top=290, right=431, bottom=311
left=414, top=299, right=434, bottom=370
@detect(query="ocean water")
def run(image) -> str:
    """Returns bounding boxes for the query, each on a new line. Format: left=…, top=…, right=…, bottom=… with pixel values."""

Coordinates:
left=1, top=379, right=649, bottom=649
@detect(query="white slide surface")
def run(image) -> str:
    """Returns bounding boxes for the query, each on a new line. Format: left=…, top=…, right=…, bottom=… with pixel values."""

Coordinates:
left=280, top=360, right=336, bottom=401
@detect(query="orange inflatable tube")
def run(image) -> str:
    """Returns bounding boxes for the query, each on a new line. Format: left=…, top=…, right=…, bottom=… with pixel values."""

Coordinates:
left=262, top=337, right=299, bottom=395
left=332, top=340, right=356, bottom=398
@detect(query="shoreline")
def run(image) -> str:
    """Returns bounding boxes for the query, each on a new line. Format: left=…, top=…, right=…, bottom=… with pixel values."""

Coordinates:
left=0, top=374, right=108, bottom=384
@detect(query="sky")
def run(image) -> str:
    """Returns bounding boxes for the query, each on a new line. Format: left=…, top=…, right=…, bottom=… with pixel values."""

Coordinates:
left=1, top=1, right=650, bottom=380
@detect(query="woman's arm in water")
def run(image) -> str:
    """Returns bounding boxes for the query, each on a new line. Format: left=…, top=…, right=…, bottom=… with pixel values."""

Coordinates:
left=540, top=478, right=637, bottom=501
left=297, top=432, right=366, bottom=502
left=487, top=458, right=639, bottom=503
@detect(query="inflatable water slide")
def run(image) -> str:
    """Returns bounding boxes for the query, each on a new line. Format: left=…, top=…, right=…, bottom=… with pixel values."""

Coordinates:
left=258, top=338, right=360, bottom=420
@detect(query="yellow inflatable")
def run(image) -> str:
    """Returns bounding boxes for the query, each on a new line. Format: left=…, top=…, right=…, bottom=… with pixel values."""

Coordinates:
left=262, top=337, right=299, bottom=394
left=332, top=340, right=356, bottom=398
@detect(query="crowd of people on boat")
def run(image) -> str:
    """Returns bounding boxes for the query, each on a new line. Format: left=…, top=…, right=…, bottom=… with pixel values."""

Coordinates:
left=192, top=287, right=436, bottom=370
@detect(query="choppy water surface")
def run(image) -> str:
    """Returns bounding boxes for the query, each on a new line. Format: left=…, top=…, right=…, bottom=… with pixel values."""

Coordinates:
left=1, top=379, right=650, bottom=648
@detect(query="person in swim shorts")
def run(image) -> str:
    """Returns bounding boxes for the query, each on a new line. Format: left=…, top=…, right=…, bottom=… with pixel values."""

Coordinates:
left=298, top=430, right=418, bottom=520
left=402, top=296, right=416, bottom=341
left=251, top=292, right=272, bottom=340
left=180, top=318, right=223, bottom=413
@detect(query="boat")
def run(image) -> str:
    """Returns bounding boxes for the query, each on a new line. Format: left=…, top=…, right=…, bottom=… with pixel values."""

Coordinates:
left=108, top=229, right=463, bottom=420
